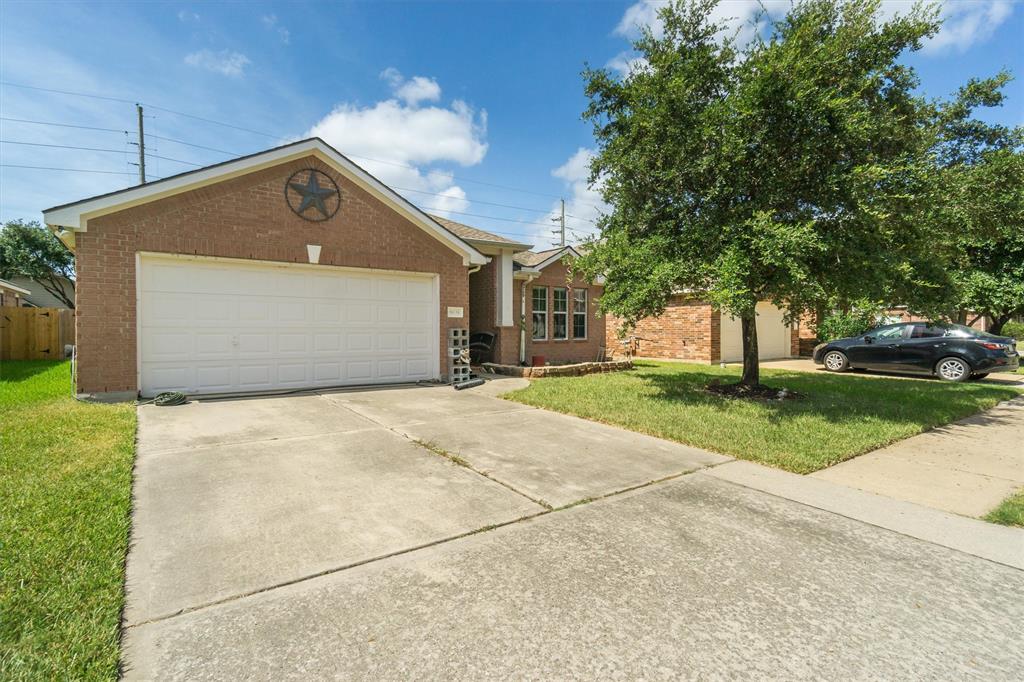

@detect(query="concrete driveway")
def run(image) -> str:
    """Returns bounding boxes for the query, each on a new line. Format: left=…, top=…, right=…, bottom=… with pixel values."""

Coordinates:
left=123, top=379, right=1024, bottom=679
left=125, top=378, right=726, bottom=625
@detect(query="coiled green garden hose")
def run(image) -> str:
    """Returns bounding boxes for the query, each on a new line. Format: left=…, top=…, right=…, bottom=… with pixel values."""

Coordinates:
left=138, top=391, right=188, bottom=407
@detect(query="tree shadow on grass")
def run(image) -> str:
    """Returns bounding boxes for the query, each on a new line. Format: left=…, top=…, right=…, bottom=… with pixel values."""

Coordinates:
left=0, top=359, right=67, bottom=383
left=632, top=365, right=1020, bottom=430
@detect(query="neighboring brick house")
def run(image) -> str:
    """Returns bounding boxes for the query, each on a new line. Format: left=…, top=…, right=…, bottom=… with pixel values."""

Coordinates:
left=42, top=138, right=606, bottom=398
left=0, top=278, right=31, bottom=308
left=605, top=295, right=802, bottom=363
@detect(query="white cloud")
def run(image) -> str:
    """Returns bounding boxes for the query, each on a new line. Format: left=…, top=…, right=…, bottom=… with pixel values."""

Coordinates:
left=184, top=49, right=251, bottom=77
left=261, top=14, right=290, bottom=44
left=614, top=0, right=780, bottom=45
left=917, top=1, right=1012, bottom=54
left=611, top=0, right=1015, bottom=68
left=305, top=70, right=486, bottom=218
left=177, top=10, right=199, bottom=23
left=546, top=147, right=608, bottom=247
left=380, top=68, right=442, bottom=106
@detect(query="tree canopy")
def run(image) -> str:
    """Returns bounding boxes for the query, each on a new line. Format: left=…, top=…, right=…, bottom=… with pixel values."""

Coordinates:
left=0, top=220, right=76, bottom=308
left=929, top=76, right=1023, bottom=335
left=574, top=0, right=996, bottom=386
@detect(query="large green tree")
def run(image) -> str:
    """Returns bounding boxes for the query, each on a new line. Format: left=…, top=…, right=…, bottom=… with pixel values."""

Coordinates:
left=930, top=78, right=1023, bottom=335
left=0, top=220, right=76, bottom=308
left=575, top=0, right=955, bottom=387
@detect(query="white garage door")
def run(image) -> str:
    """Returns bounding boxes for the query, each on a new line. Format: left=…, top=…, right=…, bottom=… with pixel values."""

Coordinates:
left=139, top=255, right=438, bottom=397
left=720, top=302, right=792, bottom=363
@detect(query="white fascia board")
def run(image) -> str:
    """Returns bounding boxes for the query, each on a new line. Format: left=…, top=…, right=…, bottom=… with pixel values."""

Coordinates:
left=42, top=138, right=487, bottom=266
left=533, top=246, right=582, bottom=271
left=0, top=279, right=32, bottom=295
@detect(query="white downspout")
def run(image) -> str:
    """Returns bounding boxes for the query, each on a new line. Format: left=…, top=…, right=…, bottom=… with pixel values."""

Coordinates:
left=519, top=273, right=538, bottom=365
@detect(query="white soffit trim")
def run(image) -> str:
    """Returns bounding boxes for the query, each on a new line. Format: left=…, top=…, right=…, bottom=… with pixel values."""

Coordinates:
left=513, top=267, right=541, bottom=279
left=42, top=138, right=487, bottom=266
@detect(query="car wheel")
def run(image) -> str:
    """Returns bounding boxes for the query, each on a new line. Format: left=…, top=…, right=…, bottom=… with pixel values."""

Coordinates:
left=969, top=373, right=989, bottom=381
left=823, top=350, right=849, bottom=372
left=935, top=357, right=971, bottom=382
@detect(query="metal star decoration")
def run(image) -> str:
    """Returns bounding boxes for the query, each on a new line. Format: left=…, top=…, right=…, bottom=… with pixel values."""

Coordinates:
left=287, top=170, right=339, bottom=220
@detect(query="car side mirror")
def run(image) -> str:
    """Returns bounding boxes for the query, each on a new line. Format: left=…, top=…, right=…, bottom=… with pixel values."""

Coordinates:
left=863, top=336, right=872, bottom=343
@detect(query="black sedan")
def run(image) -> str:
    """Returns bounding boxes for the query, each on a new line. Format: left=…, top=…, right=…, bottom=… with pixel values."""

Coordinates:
left=812, top=322, right=1019, bottom=381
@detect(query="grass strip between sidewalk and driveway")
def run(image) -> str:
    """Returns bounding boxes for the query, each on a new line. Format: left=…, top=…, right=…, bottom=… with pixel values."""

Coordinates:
left=1, top=361, right=136, bottom=681
left=503, top=361, right=1020, bottom=474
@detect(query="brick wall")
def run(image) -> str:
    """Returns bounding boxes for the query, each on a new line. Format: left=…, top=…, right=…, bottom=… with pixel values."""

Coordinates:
left=606, top=296, right=717, bottom=363
left=74, top=155, right=469, bottom=394
left=523, top=261, right=606, bottom=364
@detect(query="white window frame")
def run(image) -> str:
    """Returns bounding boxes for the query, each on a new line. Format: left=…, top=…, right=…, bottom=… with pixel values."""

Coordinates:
left=572, top=288, right=587, bottom=340
left=532, top=286, right=548, bottom=341
left=552, top=287, right=568, bottom=341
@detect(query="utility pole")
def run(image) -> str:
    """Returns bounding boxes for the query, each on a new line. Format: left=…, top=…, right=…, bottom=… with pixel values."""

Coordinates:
left=551, top=197, right=565, bottom=247
left=136, top=103, right=146, bottom=184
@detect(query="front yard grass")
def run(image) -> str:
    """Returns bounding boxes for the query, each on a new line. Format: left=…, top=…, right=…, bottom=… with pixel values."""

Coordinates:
left=985, top=490, right=1024, bottom=527
left=1, top=361, right=136, bottom=680
left=503, top=361, right=1020, bottom=474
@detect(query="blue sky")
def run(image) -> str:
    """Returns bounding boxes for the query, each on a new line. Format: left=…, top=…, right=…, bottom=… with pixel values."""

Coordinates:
left=1, top=1, right=1021, bottom=248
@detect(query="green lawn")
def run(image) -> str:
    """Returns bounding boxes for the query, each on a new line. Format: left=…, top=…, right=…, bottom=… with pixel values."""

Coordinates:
left=503, top=361, right=1020, bottom=474
left=0, top=361, right=136, bottom=680
left=985, top=490, right=1024, bottom=527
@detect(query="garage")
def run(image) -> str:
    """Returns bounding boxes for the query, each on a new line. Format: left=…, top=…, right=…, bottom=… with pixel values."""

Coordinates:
left=719, top=302, right=793, bottom=362
left=139, top=255, right=438, bottom=397
left=43, top=138, right=488, bottom=398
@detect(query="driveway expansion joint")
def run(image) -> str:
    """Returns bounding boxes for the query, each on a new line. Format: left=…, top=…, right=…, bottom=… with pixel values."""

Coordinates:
left=126, top=457, right=728, bottom=629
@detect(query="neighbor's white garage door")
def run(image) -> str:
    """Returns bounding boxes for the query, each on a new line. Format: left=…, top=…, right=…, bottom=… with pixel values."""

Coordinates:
left=719, top=302, right=792, bottom=363
left=139, top=255, right=438, bottom=397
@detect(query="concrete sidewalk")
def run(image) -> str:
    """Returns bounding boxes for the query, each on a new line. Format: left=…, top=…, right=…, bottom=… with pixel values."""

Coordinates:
left=811, top=397, right=1024, bottom=518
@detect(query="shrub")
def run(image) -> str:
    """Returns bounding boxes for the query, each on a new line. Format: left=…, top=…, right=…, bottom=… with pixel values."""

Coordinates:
left=817, top=310, right=877, bottom=342
left=1002, top=321, right=1024, bottom=340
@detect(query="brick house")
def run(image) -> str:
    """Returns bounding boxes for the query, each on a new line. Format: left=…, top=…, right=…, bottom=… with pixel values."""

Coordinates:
left=43, top=138, right=604, bottom=398
left=605, top=295, right=804, bottom=363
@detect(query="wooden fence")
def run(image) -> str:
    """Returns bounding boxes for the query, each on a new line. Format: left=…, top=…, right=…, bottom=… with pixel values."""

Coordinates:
left=0, top=307, right=75, bottom=361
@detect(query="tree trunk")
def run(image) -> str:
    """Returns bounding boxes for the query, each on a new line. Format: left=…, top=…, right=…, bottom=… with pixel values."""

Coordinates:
left=740, top=314, right=760, bottom=387
left=989, top=313, right=1012, bottom=336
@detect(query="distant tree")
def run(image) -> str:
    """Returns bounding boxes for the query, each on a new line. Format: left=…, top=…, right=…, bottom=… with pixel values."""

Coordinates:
left=0, top=219, right=76, bottom=308
left=575, top=0, right=952, bottom=388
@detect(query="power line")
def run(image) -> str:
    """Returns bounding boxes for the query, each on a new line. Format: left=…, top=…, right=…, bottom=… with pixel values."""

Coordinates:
left=0, top=87, right=604, bottom=208
left=1, top=139, right=130, bottom=154
left=0, top=117, right=129, bottom=134
left=144, top=134, right=237, bottom=156
left=145, top=152, right=203, bottom=167
left=0, top=81, right=136, bottom=104
left=2, top=132, right=600, bottom=222
left=1, top=163, right=137, bottom=176
left=415, top=205, right=599, bottom=234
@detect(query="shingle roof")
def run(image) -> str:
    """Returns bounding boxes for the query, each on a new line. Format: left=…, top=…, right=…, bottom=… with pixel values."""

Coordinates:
left=512, top=248, right=563, bottom=267
left=428, top=215, right=528, bottom=247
